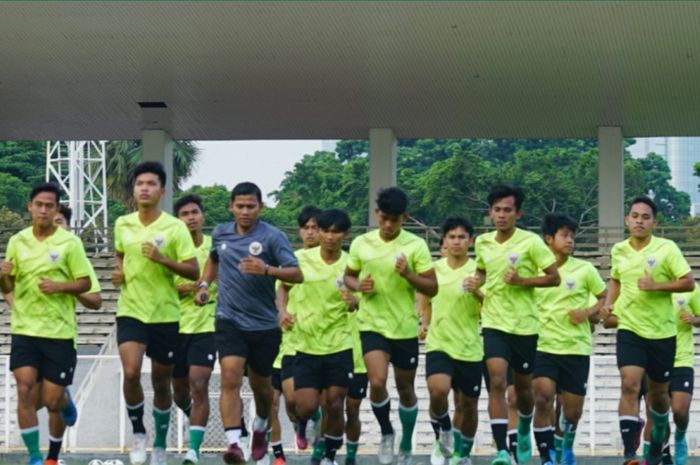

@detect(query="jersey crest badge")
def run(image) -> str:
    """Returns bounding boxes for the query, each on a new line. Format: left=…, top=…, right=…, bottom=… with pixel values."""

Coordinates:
left=564, top=278, right=576, bottom=291
left=645, top=256, right=657, bottom=269
left=507, top=253, right=520, bottom=266
left=676, top=297, right=687, bottom=308
left=249, top=241, right=263, bottom=256
left=152, top=235, right=165, bottom=248
left=48, top=251, right=60, bottom=263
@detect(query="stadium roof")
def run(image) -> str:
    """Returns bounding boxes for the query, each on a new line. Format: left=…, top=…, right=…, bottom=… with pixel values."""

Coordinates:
left=2, top=1, right=700, bottom=140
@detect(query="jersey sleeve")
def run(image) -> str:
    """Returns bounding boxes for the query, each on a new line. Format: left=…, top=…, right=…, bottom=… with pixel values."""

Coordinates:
left=5, top=236, right=18, bottom=276
left=270, top=230, right=298, bottom=268
left=609, top=244, right=621, bottom=281
left=114, top=217, right=124, bottom=254
left=688, top=286, right=700, bottom=316
left=474, top=237, right=485, bottom=270
left=531, top=236, right=556, bottom=270
left=347, top=237, right=362, bottom=271
left=585, top=263, right=607, bottom=296
left=67, top=238, right=93, bottom=280
left=665, top=242, right=692, bottom=279
left=87, top=265, right=102, bottom=293
left=412, top=239, right=434, bottom=274
left=173, top=222, right=197, bottom=262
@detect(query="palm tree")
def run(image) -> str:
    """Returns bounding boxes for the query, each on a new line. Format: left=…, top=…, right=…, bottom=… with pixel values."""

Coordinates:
left=106, top=140, right=199, bottom=208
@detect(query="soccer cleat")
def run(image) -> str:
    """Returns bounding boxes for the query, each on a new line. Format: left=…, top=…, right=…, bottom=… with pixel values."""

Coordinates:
left=491, top=449, right=512, bottom=465
left=431, top=440, right=446, bottom=465
left=645, top=442, right=664, bottom=465
left=344, top=458, right=355, bottom=465
left=516, top=431, right=532, bottom=464
left=377, top=433, right=395, bottom=465
left=182, top=449, right=199, bottom=464
left=676, top=435, right=688, bottom=465
left=561, top=446, right=576, bottom=465
left=223, top=443, right=246, bottom=464
left=61, top=387, right=78, bottom=427
left=455, top=458, right=473, bottom=465
left=320, top=459, right=338, bottom=465
left=29, top=457, right=43, bottom=465
left=256, top=454, right=270, bottom=465
left=622, top=459, right=640, bottom=465
left=272, top=457, right=287, bottom=465
left=450, top=453, right=463, bottom=465
left=251, top=430, right=269, bottom=461
left=150, top=447, right=167, bottom=465
left=129, top=433, right=148, bottom=465
left=439, top=429, right=454, bottom=458
left=296, top=428, right=309, bottom=450
left=397, top=450, right=413, bottom=465
left=43, top=460, right=58, bottom=465
left=240, top=432, right=252, bottom=462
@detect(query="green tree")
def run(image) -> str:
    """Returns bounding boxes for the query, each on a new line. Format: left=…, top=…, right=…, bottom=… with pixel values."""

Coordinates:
left=176, top=184, right=232, bottom=227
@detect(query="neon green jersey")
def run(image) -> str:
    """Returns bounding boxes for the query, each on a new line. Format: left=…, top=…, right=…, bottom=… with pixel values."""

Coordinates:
left=86, top=265, right=101, bottom=295
left=273, top=249, right=306, bottom=368
left=426, top=258, right=483, bottom=362
left=348, top=310, right=367, bottom=374
left=672, top=285, right=700, bottom=368
left=115, top=211, right=197, bottom=324
left=536, top=257, right=606, bottom=356
left=611, top=235, right=691, bottom=339
left=5, top=226, right=92, bottom=339
left=475, top=228, right=556, bottom=335
left=174, top=235, right=216, bottom=334
left=294, top=248, right=353, bottom=355
left=347, top=229, right=433, bottom=339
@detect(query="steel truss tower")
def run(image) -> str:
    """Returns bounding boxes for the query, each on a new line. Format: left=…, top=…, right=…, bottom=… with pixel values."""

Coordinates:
left=46, top=141, right=109, bottom=246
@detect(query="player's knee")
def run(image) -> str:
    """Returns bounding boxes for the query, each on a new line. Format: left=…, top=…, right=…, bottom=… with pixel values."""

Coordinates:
left=620, top=378, right=641, bottom=398
left=122, top=366, right=142, bottom=385
left=189, top=377, right=208, bottom=397
left=428, top=383, right=450, bottom=402
left=295, top=398, right=316, bottom=420
left=220, top=372, right=242, bottom=391
left=16, top=382, right=35, bottom=403
left=43, top=394, right=64, bottom=412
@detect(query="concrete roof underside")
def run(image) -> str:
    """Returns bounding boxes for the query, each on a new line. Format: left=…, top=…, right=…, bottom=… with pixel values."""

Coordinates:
left=2, top=1, right=700, bottom=141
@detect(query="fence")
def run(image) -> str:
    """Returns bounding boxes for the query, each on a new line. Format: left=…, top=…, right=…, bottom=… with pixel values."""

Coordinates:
left=2, top=355, right=700, bottom=456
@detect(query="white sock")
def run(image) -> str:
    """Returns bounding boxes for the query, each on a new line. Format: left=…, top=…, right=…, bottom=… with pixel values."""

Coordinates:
left=226, top=428, right=241, bottom=446
left=253, top=415, right=268, bottom=432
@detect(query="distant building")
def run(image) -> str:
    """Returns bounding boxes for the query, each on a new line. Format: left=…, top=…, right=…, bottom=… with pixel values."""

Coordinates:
left=629, top=137, right=700, bottom=216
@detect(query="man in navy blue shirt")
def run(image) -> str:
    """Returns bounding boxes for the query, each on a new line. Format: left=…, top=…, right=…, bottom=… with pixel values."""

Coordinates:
left=197, top=182, right=302, bottom=464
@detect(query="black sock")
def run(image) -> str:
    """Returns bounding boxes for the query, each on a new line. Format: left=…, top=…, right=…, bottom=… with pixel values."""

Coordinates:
left=182, top=399, right=192, bottom=418
left=371, top=398, right=394, bottom=436
left=241, top=416, right=249, bottom=437
left=437, top=412, right=452, bottom=432
left=620, top=418, right=640, bottom=458
left=662, top=443, right=673, bottom=465
left=47, top=437, right=62, bottom=461
left=508, top=429, right=519, bottom=461
left=272, top=442, right=285, bottom=460
left=534, top=427, right=554, bottom=462
left=430, top=419, right=441, bottom=439
left=491, top=421, right=508, bottom=452
left=324, top=435, right=343, bottom=461
left=127, top=402, right=146, bottom=435
left=297, top=419, right=308, bottom=439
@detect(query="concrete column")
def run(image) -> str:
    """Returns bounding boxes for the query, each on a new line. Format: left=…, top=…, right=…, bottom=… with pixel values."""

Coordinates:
left=368, top=128, right=397, bottom=226
left=598, top=126, right=624, bottom=243
left=142, top=129, right=175, bottom=213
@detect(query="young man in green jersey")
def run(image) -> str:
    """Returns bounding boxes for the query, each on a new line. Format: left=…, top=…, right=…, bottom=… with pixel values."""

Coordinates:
left=466, top=185, right=560, bottom=465
left=283, top=208, right=354, bottom=465
left=344, top=187, right=437, bottom=465
left=532, top=213, right=606, bottom=465
left=112, top=162, right=200, bottom=465
left=170, top=194, right=217, bottom=465
left=600, top=196, right=694, bottom=465
left=1, top=183, right=93, bottom=465
left=425, top=217, right=484, bottom=465
left=270, top=205, right=322, bottom=465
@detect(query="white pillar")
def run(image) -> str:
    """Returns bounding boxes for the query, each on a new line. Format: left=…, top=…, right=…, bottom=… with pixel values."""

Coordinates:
left=598, top=126, right=624, bottom=241
left=368, top=128, right=397, bottom=226
left=142, top=129, right=175, bottom=213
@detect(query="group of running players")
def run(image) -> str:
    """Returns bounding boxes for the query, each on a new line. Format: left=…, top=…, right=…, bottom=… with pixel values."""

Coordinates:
left=2, top=161, right=698, bottom=465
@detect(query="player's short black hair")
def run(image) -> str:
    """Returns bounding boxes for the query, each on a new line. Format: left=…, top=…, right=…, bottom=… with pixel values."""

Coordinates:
left=297, top=205, right=322, bottom=227
left=628, top=195, right=658, bottom=218
left=231, top=182, right=262, bottom=203
left=317, top=209, right=352, bottom=233
left=487, top=185, right=525, bottom=211
left=174, top=194, right=204, bottom=216
left=441, top=217, right=475, bottom=238
left=132, top=161, right=166, bottom=187
left=29, top=182, right=61, bottom=203
left=376, top=187, right=408, bottom=215
left=541, top=213, right=578, bottom=238
left=58, top=204, right=73, bottom=224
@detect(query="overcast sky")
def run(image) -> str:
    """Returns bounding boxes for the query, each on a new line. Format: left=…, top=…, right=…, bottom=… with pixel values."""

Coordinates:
left=182, top=140, right=335, bottom=205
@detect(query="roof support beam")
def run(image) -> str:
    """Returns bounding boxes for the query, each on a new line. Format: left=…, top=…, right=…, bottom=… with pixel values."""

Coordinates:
left=142, top=129, right=174, bottom=214
left=368, top=128, right=397, bottom=227
left=598, top=126, right=624, bottom=244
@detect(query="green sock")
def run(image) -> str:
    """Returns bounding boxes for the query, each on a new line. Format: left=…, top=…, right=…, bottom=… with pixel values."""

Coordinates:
left=398, top=403, right=418, bottom=452
left=21, top=427, right=41, bottom=460
left=554, top=435, right=563, bottom=463
left=153, top=406, right=171, bottom=448
left=650, top=409, right=669, bottom=444
left=346, top=441, right=359, bottom=459
left=461, top=435, right=474, bottom=458
left=563, top=430, right=576, bottom=449
left=311, top=438, right=326, bottom=460
left=311, top=407, right=322, bottom=422
left=453, top=430, right=463, bottom=457
left=517, top=411, right=533, bottom=436
left=189, top=426, right=206, bottom=456
left=643, top=441, right=650, bottom=459
left=675, top=429, right=687, bottom=441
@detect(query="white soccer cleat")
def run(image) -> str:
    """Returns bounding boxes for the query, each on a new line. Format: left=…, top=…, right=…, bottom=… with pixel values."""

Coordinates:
left=431, top=440, right=446, bottom=465
left=320, top=459, right=338, bottom=465
left=397, top=450, right=413, bottom=465
left=241, top=433, right=252, bottom=462
left=150, top=446, right=167, bottom=465
left=129, top=433, right=148, bottom=465
left=439, top=430, right=454, bottom=458
left=378, top=433, right=395, bottom=465
left=182, top=449, right=199, bottom=464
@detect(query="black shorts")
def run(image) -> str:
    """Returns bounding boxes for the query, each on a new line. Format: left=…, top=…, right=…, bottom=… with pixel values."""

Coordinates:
left=616, top=329, right=675, bottom=383
left=532, top=351, right=590, bottom=396
left=426, top=351, right=482, bottom=398
left=294, top=349, right=354, bottom=391
left=10, top=335, right=76, bottom=386
left=483, top=328, right=538, bottom=375
left=215, top=318, right=280, bottom=377
left=271, top=368, right=282, bottom=391
left=360, top=331, right=419, bottom=370
left=670, top=367, right=694, bottom=394
left=483, top=361, right=514, bottom=392
left=281, top=355, right=296, bottom=382
left=172, top=332, right=217, bottom=378
left=348, top=373, right=368, bottom=400
left=117, top=316, right=179, bottom=365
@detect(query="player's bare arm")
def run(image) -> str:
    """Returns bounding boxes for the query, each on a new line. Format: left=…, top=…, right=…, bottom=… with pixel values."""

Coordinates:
left=503, top=263, right=560, bottom=288
left=141, top=242, right=199, bottom=281
left=637, top=271, right=694, bottom=293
